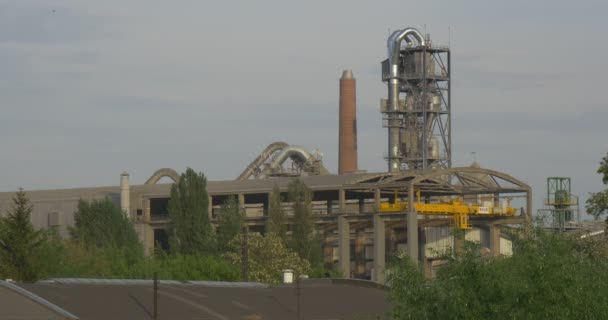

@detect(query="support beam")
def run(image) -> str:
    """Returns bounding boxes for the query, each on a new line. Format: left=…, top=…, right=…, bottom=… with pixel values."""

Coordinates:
left=374, top=188, right=381, bottom=213
left=339, top=189, right=346, bottom=214
left=373, top=214, right=386, bottom=284
left=208, top=195, right=213, bottom=220
left=238, top=193, right=245, bottom=216
left=489, top=224, right=501, bottom=256
left=407, top=184, right=418, bottom=263
left=338, top=215, right=350, bottom=278
left=354, top=229, right=365, bottom=277
left=358, top=198, right=365, bottom=214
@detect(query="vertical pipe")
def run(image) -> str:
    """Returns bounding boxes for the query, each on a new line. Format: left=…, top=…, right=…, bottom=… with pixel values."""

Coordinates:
left=120, top=172, right=130, bottom=218
left=422, top=49, right=428, bottom=170
left=447, top=50, right=452, bottom=167
left=388, top=65, right=401, bottom=172
left=339, top=70, right=358, bottom=174
left=407, top=183, right=418, bottom=263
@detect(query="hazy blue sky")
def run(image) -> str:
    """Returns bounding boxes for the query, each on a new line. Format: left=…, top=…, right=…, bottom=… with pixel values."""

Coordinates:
left=1, top=0, right=606, bottom=216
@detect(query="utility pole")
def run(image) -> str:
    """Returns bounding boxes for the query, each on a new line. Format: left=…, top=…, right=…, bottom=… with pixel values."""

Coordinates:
left=153, top=272, right=158, bottom=320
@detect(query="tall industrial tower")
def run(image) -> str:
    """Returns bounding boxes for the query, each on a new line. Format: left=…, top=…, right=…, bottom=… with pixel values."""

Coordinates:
left=380, top=28, right=451, bottom=172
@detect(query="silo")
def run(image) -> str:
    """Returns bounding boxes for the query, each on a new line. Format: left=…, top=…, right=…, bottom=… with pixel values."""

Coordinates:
left=339, top=70, right=358, bottom=174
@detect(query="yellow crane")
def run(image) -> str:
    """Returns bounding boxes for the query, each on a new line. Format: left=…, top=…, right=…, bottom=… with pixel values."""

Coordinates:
left=379, top=191, right=517, bottom=229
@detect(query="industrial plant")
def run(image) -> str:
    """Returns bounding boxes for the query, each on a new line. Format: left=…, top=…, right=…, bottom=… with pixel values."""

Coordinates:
left=0, top=27, right=537, bottom=282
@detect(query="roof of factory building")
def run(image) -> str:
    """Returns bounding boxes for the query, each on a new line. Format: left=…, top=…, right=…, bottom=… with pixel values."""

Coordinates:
left=14, top=278, right=390, bottom=320
left=0, top=173, right=376, bottom=202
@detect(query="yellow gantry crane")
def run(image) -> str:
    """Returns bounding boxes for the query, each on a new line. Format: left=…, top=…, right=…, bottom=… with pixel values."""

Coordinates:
left=379, top=191, right=517, bottom=229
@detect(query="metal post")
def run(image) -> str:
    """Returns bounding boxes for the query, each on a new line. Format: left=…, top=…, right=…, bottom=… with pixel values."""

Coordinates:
left=296, top=276, right=301, bottom=320
left=153, top=272, right=158, bottom=320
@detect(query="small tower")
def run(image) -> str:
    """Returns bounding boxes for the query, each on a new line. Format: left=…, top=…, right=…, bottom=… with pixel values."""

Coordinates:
left=538, top=177, right=580, bottom=231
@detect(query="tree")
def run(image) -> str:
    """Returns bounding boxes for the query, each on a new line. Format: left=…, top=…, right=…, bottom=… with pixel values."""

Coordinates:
left=224, top=233, right=311, bottom=284
left=266, top=184, right=287, bottom=241
left=288, top=179, right=323, bottom=267
left=216, top=196, right=243, bottom=252
left=70, top=198, right=141, bottom=252
left=586, top=152, right=608, bottom=218
left=167, top=168, right=214, bottom=255
left=386, top=231, right=608, bottom=320
left=0, top=188, right=43, bottom=281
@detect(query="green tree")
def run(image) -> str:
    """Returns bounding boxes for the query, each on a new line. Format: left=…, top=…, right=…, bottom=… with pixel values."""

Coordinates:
left=266, top=184, right=287, bottom=241
left=70, top=198, right=141, bottom=254
left=167, top=168, right=214, bottom=255
left=0, top=188, right=43, bottom=281
left=216, top=196, right=243, bottom=252
left=386, top=230, right=608, bottom=320
left=288, top=179, right=323, bottom=267
left=224, top=233, right=311, bottom=284
left=586, top=152, right=608, bottom=218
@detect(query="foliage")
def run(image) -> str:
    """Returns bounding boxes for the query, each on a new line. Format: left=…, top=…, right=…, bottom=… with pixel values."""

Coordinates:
left=598, top=152, right=608, bottom=185
left=387, top=230, right=608, bottom=320
left=266, top=184, right=287, bottom=242
left=224, top=233, right=311, bottom=284
left=0, top=189, right=43, bottom=281
left=216, top=196, right=243, bottom=252
left=587, top=152, right=608, bottom=218
left=586, top=190, right=608, bottom=218
left=288, top=179, right=323, bottom=268
left=167, top=168, right=215, bottom=255
left=69, top=198, right=142, bottom=256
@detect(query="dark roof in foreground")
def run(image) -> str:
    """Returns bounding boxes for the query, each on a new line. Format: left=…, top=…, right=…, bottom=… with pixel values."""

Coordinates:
left=18, top=278, right=390, bottom=320
left=0, top=280, right=79, bottom=319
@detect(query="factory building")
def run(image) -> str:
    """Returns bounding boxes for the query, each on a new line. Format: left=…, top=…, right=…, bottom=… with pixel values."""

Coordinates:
left=0, top=27, right=531, bottom=282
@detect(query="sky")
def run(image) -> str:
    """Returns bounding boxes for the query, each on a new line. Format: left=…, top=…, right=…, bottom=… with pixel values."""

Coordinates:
left=0, top=0, right=606, bottom=218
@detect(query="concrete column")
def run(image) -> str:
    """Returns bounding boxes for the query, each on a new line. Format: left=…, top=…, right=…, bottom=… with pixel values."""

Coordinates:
left=374, top=188, right=381, bottom=213
left=358, top=198, right=365, bottom=214
left=489, top=224, right=501, bottom=256
left=337, top=215, right=350, bottom=277
left=373, top=214, right=386, bottom=284
left=143, top=198, right=151, bottom=222
left=327, top=200, right=333, bottom=215
left=323, top=231, right=334, bottom=267
left=238, top=193, right=245, bottom=217
left=521, top=189, right=533, bottom=237
left=454, top=229, right=464, bottom=255
left=407, top=184, right=418, bottom=263
left=208, top=195, right=213, bottom=220
left=354, top=229, right=365, bottom=277
left=339, top=189, right=346, bottom=214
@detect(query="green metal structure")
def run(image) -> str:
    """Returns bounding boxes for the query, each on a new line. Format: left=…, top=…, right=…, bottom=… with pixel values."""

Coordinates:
left=539, top=177, right=579, bottom=230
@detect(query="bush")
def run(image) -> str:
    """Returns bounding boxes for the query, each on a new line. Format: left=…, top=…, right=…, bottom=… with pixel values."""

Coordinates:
left=387, top=230, right=608, bottom=320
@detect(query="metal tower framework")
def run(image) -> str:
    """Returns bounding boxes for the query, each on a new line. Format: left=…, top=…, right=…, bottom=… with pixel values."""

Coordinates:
left=537, top=177, right=580, bottom=231
left=381, top=28, right=451, bottom=172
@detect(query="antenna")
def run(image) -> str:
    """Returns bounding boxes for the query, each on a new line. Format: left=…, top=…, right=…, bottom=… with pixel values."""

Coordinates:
left=448, top=26, right=451, bottom=47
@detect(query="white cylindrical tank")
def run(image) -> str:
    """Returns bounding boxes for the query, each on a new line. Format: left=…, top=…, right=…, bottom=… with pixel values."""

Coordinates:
left=429, top=137, right=439, bottom=159
left=282, top=269, right=294, bottom=284
left=430, top=94, right=441, bottom=111
left=120, top=171, right=130, bottom=218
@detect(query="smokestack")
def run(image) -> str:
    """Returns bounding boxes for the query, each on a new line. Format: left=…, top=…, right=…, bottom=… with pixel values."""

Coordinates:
left=339, top=70, right=358, bottom=174
left=120, top=171, right=130, bottom=218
